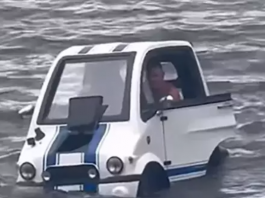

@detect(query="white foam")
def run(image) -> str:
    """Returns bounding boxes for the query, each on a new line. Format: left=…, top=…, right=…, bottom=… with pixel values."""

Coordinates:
left=221, top=187, right=261, bottom=195
left=206, top=75, right=265, bottom=83
left=0, top=182, right=8, bottom=187
left=227, top=148, right=257, bottom=158
left=253, top=136, right=265, bottom=143
left=0, top=136, right=25, bottom=143
left=0, top=150, right=20, bottom=161
left=236, top=118, right=265, bottom=130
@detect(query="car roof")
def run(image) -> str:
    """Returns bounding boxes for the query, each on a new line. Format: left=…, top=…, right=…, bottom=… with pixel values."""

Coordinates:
left=59, top=40, right=193, bottom=57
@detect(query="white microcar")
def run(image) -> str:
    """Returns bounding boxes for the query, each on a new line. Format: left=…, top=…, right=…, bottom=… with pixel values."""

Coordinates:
left=15, top=41, right=237, bottom=197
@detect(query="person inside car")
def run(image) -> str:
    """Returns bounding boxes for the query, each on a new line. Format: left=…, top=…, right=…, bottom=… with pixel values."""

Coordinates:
left=146, top=61, right=181, bottom=102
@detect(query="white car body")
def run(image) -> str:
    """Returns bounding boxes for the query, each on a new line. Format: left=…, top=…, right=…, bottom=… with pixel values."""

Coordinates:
left=16, top=41, right=237, bottom=197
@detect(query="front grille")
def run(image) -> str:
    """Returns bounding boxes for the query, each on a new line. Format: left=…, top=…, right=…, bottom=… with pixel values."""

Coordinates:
left=44, top=164, right=99, bottom=188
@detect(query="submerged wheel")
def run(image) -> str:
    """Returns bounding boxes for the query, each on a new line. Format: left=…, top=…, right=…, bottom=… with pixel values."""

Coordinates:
left=207, top=146, right=229, bottom=170
left=137, top=163, right=170, bottom=197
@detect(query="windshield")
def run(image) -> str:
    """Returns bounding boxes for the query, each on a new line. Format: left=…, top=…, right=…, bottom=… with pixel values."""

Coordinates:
left=39, top=53, right=135, bottom=124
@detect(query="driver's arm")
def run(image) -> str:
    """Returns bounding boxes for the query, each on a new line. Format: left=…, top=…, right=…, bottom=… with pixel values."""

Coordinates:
left=169, top=87, right=181, bottom=101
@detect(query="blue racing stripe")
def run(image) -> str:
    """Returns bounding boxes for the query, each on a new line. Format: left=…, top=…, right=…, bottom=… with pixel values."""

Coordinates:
left=166, top=163, right=207, bottom=177
left=45, top=126, right=69, bottom=169
left=84, top=124, right=107, bottom=192
left=44, top=125, right=108, bottom=192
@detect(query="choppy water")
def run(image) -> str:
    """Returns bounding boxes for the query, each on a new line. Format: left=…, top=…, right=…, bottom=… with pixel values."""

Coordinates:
left=1, top=0, right=265, bottom=197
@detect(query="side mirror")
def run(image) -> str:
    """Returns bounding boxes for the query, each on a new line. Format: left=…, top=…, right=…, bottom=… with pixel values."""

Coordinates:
left=18, top=104, right=35, bottom=119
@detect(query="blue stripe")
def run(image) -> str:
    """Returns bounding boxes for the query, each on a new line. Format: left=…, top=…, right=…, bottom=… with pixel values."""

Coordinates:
left=166, top=163, right=207, bottom=177
left=44, top=125, right=107, bottom=192
left=112, top=43, right=128, bottom=52
left=45, top=126, right=69, bottom=169
left=78, top=45, right=93, bottom=54
left=83, top=124, right=107, bottom=192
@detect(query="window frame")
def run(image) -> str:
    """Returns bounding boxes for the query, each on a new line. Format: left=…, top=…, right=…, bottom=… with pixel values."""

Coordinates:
left=139, top=45, right=208, bottom=122
left=37, top=52, right=136, bottom=125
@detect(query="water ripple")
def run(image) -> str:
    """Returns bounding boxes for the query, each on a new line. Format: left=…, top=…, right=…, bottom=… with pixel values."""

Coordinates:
left=0, top=0, right=265, bottom=198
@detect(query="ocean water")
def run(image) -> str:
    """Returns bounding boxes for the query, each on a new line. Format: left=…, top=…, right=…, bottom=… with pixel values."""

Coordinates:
left=1, top=0, right=265, bottom=197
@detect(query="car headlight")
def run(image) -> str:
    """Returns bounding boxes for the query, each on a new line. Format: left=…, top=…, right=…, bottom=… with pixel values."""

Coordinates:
left=19, top=162, right=36, bottom=181
left=106, top=157, right=123, bottom=175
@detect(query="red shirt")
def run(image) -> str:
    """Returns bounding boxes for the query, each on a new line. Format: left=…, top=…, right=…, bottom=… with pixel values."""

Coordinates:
left=152, top=82, right=181, bottom=101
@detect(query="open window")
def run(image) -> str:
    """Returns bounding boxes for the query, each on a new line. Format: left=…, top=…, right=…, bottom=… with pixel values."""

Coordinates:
left=159, top=61, right=183, bottom=99
left=140, top=45, right=207, bottom=121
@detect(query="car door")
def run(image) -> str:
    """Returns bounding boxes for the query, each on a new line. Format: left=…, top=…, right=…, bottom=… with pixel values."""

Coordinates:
left=140, top=65, right=167, bottom=164
left=160, top=93, right=236, bottom=181
left=140, top=45, right=236, bottom=181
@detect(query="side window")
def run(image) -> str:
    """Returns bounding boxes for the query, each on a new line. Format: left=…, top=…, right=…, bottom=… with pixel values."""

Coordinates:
left=160, top=61, right=183, bottom=99
left=140, top=46, right=207, bottom=120
left=140, top=60, right=181, bottom=107
left=142, top=46, right=206, bottom=102
left=140, top=58, right=183, bottom=121
left=161, top=61, right=178, bottom=81
left=142, top=70, right=155, bottom=105
left=176, top=48, right=206, bottom=99
left=140, top=60, right=157, bottom=122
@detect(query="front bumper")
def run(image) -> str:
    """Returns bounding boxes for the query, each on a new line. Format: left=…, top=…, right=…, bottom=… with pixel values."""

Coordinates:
left=16, top=174, right=141, bottom=197
left=16, top=174, right=141, bottom=186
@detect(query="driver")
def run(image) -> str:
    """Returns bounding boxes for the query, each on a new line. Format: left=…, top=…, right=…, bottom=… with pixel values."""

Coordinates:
left=146, top=61, right=181, bottom=102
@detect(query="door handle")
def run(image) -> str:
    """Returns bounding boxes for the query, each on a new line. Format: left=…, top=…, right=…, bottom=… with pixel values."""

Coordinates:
left=160, top=116, right=167, bottom=121
left=217, top=102, right=233, bottom=109
left=163, top=161, right=171, bottom=166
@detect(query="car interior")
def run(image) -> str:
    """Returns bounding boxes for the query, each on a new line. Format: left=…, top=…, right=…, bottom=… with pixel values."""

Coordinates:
left=140, top=46, right=207, bottom=121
